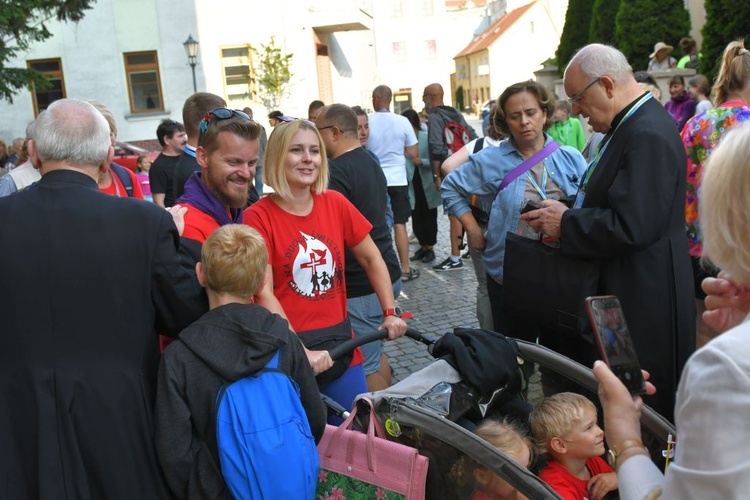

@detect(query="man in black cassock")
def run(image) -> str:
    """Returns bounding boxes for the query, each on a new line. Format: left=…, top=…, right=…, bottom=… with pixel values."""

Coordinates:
left=0, top=98, right=206, bottom=498
left=523, top=44, right=695, bottom=422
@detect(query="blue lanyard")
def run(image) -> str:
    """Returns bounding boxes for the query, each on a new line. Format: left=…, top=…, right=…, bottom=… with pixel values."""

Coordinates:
left=580, top=93, right=653, bottom=188
left=525, top=164, right=549, bottom=200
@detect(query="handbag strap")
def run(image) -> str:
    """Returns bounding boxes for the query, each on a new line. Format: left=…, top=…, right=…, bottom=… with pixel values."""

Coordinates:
left=324, top=396, right=382, bottom=473
left=498, top=141, right=560, bottom=191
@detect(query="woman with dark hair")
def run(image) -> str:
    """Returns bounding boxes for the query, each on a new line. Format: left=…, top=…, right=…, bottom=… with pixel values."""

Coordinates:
left=681, top=39, right=750, bottom=347
left=665, top=74, right=697, bottom=131
left=402, top=108, right=439, bottom=264
left=441, top=80, right=586, bottom=362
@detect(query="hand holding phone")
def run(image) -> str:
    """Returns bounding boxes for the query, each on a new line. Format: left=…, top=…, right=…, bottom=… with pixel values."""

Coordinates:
left=520, top=198, right=543, bottom=215
left=586, top=296, right=646, bottom=395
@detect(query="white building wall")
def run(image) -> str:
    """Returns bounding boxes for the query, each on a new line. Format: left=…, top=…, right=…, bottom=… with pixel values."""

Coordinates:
left=0, top=0, right=197, bottom=142
left=368, top=1, right=487, bottom=111
left=487, top=1, right=565, bottom=98
left=328, top=30, right=379, bottom=109
left=0, top=0, right=508, bottom=141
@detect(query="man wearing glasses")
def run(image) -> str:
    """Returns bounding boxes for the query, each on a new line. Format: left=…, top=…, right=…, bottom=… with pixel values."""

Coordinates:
left=521, top=44, right=695, bottom=421
left=175, top=108, right=262, bottom=245
left=314, top=104, right=402, bottom=392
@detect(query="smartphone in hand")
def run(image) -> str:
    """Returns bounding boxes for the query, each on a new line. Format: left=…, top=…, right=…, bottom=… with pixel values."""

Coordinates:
left=520, top=198, right=543, bottom=214
left=586, top=295, right=647, bottom=395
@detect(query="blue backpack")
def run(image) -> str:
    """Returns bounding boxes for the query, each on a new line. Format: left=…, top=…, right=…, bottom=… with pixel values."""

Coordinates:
left=215, top=350, right=319, bottom=499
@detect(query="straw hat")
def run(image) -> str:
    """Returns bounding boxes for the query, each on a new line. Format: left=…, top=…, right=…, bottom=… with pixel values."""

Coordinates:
left=650, top=42, right=674, bottom=59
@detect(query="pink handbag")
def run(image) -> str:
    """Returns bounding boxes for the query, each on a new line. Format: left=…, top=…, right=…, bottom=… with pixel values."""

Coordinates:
left=316, top=396, right=429, bottom=499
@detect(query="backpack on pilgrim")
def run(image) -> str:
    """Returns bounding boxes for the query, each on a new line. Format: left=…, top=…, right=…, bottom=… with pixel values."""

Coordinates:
left=215, top=349, right=319, bottom=498
left=443, top=121, right=472, bottom=155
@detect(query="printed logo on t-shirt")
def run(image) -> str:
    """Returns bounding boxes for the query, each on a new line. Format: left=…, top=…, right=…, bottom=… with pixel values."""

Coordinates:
left=285, top=232, right=343, bottom=300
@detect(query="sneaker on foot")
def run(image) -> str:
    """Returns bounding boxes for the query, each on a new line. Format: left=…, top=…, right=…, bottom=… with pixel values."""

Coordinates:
left=462, top=250, right=471, bottom=259
left=432, top=257, right=463, bottom=271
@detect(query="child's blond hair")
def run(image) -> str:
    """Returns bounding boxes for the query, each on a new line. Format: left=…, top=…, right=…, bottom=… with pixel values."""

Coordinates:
left=529, top=392, right=597, bottom=455
left=451, top=418, right=533, bottom=486
left=475, top=419, right=534, bottom=463
left=201, top=224, right=268, bottom=299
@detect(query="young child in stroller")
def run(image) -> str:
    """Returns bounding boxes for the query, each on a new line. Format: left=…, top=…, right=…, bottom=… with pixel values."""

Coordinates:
left=453, top=418, right=534, bottom=500
left=530, top=393, right=617, bottom=500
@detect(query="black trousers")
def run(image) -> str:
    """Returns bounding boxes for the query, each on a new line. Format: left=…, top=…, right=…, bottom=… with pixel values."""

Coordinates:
left=411, top=171, right=438, bottom=246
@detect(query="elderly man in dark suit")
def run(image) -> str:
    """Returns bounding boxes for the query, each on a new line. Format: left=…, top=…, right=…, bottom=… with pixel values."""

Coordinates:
left=0, top=98, right=207, bottom=498
left=522, top=44, right=695, bottom=422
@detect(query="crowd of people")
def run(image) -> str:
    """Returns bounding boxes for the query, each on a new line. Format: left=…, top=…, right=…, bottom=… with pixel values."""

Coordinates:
left=3, top=33, right=750, bottom=499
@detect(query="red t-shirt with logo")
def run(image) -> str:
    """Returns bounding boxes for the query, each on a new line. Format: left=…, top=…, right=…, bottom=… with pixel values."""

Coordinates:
left=243, top=191, right=372, bottom=364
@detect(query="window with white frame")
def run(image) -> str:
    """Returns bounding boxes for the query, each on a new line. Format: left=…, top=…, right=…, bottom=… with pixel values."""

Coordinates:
left=221, top=46, right=256, bottom=104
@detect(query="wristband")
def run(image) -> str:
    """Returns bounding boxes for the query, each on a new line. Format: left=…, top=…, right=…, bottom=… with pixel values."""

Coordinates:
left=608, top=439, right=647, bottom=468
left=383, top=307, right=402, bottom=318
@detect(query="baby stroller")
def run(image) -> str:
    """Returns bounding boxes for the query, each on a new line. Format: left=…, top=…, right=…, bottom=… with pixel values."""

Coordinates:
left=324, top=327, right=676, bottom=500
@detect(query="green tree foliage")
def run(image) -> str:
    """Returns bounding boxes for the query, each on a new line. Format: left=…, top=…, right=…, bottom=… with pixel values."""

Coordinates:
left=615, top=0, right=690, bottom=71
left=0, top=0, right=96, bottom=102
left=700, top=0, right=750, bottom=85
left=556, top=0, right=594, bottom=73
left=254, top=36, right=293, bottom=111
left=589, top=0, right=619, bottom=44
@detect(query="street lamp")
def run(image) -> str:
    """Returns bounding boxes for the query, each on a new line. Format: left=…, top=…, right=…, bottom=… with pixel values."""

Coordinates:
left=183, top=34, right=199, bottom=93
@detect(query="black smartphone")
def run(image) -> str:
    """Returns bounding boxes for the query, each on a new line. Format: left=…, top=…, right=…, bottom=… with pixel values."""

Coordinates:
left=585, top=295, right=647, bottom=395
left=520, top=199, right=543, bottom=214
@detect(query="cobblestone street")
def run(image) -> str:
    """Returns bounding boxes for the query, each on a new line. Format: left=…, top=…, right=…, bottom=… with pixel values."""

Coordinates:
left=385, top=211, right=482, bottom=382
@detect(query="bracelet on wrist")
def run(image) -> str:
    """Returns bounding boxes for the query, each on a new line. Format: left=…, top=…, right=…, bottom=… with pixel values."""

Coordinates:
left=608, top=439, right=647, bottom=469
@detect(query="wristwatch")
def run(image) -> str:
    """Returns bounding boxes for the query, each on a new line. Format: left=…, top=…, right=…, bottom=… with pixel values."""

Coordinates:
left=383, top=307, right=402, bottom=318
left=608, top=439, right=647, bottom=468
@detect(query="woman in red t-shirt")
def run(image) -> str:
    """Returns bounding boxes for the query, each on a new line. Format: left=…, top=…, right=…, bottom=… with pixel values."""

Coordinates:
left=243, top=119, right=406, bottom=412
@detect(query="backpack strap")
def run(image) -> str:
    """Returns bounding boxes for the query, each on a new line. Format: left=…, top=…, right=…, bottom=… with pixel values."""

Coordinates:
left=110, top=163, right=134, bottom=197
left=266, top=350, right=281, bottom=370
left=472, top=137, right=485, bottom=154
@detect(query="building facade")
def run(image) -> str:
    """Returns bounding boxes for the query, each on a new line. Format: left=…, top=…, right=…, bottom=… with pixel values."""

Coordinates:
left=453, top=0, right=568, bottom=109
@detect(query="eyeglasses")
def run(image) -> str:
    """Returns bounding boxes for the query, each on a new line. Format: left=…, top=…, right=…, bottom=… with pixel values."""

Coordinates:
left=200, top=108, right=252, bottom=134
left=316, top=125, right=335, bottom=131
left=568, top=77, right=601, bottom=105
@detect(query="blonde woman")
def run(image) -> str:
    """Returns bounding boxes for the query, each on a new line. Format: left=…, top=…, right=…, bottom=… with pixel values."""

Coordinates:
left=242, top=119, right=406, bottom=413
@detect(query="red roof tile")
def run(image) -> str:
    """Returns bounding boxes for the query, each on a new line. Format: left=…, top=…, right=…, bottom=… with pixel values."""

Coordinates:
left=454, top=0, right=537, bottom=59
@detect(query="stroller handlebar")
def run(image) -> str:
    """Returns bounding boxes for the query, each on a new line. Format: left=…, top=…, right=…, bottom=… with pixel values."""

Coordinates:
left=327, top=327, right=433, bottom=361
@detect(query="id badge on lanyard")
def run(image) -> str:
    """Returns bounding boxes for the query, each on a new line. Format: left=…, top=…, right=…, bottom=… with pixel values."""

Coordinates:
left=573, top=188, right=585, bottom=208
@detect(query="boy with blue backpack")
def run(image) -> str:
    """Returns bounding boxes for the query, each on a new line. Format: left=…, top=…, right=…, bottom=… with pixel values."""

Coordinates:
left=155, top=224, right=326, bottom=499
